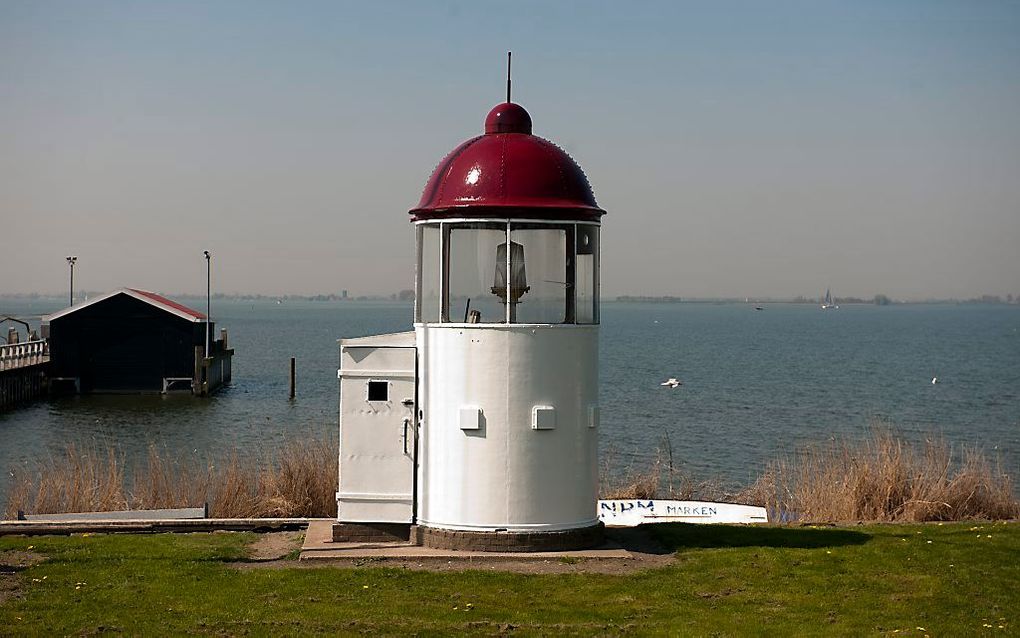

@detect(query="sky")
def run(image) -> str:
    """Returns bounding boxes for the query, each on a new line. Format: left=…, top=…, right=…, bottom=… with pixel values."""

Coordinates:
left=2, top=0, right=1018, bottom=300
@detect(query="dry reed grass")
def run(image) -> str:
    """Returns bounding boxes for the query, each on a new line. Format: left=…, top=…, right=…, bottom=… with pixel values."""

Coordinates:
left=600, top=428, right=1017, bottom=523
left=600, top=434, right=727, bottom=501
left=6, top=428, right=1017, bottom=523
left=738, top=428, right=1019, bottom=522
left=4, top=435, right=337, bottom=519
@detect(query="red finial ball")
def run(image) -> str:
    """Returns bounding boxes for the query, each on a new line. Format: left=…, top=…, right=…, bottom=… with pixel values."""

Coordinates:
left=485, top=102, right=532, bottom=134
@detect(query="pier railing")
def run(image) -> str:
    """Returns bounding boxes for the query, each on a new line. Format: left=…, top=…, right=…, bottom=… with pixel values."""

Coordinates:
left=0, top=339, right=48, bottom=365
left=0, top=339, right=49, bottom=409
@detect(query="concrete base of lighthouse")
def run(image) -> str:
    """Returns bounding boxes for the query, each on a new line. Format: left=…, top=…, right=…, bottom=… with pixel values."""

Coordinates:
left=332, top=522, right=412, bottom=543
left=414, top=523, right=604, bottom=552
left=332, top=522, right=604, bottom=552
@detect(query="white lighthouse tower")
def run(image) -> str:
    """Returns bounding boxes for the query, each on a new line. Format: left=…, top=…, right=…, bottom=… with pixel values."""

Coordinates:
left=335, top=95, right=605, bottom=551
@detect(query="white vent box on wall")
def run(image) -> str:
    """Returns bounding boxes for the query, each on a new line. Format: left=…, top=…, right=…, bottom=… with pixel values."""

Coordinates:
left=459, top=406, right=482, bottom=430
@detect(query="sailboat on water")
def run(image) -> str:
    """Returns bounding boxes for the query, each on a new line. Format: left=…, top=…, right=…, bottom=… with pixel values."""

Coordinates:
left=821, top=288, right=838, bottom=310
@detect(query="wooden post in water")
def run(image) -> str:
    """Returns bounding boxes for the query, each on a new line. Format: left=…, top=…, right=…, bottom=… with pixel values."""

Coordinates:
left=289, top=357, right=296, bottom=400
left=193, top=346, right=203, bottom=396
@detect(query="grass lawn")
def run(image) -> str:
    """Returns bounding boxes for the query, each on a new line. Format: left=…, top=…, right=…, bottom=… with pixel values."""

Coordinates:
left=1, top=522, right=1016, bottom=636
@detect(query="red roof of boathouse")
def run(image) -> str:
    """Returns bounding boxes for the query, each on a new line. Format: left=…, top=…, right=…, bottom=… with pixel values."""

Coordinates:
left=44, top=288, right=206, bottom=323
left=128, top=289, right=207, bottom=320
left=410, top=102, right=605, bottom=221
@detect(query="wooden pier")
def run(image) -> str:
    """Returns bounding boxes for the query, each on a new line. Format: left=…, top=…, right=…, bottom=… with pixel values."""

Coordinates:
left=0, top=339, right=49, bottom=411
left=193, top=329, right=234, bottom=397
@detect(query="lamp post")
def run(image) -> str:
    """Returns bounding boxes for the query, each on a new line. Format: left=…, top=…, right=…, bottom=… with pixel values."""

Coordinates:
left=203, top=250, right=211, bottom=358
left=66, top=256, right=77, bottom=306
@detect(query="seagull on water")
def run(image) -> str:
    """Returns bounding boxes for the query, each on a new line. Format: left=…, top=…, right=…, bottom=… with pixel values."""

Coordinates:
left=931, top=377, right=938, bottom=384
left=661, top=378, right=683, bottom=388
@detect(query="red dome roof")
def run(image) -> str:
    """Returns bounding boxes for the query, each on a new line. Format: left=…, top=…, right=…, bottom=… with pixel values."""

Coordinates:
left=410, top=102, right=605, bottom=221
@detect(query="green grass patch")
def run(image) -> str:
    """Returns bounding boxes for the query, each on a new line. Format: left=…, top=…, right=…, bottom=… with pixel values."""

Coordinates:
left=2, top=523, right=1017, bottom=635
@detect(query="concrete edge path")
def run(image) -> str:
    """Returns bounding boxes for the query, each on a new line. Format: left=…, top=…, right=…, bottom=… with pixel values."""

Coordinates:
left=0, top=518, right=329, bottom=536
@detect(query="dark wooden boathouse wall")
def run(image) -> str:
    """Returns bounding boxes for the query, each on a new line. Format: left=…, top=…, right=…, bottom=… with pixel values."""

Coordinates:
left=48, top=294, right=211, bottom=394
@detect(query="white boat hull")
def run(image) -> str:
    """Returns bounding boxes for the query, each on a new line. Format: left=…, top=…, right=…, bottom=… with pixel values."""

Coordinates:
left=598, top=499, right=768, bottom=526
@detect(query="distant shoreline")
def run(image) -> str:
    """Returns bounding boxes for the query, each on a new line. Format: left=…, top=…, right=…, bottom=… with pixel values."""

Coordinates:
left=612, top=295, right=1019, bottom=305
left=1, top=293, right=1017, bottom=306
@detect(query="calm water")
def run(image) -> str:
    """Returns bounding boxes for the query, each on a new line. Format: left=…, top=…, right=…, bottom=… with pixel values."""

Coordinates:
left=1, top=299, right=1018, bottom=499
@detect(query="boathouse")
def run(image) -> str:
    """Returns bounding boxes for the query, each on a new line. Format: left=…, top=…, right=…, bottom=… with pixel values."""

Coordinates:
left=43, top=288, right=232, bottom=395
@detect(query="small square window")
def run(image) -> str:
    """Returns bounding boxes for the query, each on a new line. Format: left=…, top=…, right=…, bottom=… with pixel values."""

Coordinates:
left=367, top=380, right=389, bottom=402
left=532, top=405, right=556, bottom=430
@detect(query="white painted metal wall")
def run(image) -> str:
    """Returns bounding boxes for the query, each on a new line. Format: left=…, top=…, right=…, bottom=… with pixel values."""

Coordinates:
left=336, top=332, right=417, bottom=523
left=415, top=324, right=599, bottom=532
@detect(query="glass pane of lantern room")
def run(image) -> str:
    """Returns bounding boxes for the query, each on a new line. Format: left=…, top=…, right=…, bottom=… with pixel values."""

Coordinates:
left=416, top=224, right=441, bottom=323
left=509, top=225, right=569, bottom=324
left=576, top=225, right=599, bottom=324
left=446, top=223, right=507, bottom=323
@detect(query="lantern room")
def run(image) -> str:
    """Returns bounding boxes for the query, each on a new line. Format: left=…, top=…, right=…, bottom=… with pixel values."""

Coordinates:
left=416, top=220, right=599, bottom=325
left=335, top=97, right=605, bottom=551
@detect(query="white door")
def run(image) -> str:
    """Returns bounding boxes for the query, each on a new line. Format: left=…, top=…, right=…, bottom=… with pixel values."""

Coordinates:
left=337, top=345, right=416, bottom=523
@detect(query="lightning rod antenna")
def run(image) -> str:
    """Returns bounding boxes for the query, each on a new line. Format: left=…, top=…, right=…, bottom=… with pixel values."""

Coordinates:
left=506, top=51, right=512, bottom=103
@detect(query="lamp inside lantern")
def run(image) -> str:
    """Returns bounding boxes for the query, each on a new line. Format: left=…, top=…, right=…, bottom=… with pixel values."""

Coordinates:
left=491, top=241, right=529, bottom=313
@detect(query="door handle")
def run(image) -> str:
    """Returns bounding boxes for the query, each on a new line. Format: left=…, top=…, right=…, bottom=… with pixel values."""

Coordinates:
left=402, top=417, right=410, bottom=455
